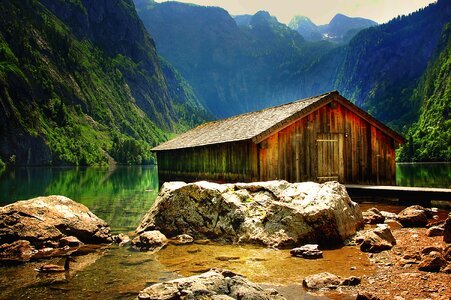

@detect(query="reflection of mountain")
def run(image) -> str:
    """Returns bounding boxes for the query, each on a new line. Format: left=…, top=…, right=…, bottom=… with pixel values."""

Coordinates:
left=0, top=166, right=159, bottom=231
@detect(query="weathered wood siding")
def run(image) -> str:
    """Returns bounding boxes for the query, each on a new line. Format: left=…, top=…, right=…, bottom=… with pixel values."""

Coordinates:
left=157, top=140, right=258, bottom=183
left=258, top=100, right=397, bottom=184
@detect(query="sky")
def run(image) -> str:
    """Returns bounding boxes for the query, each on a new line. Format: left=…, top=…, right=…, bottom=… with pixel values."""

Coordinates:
left=154, top=0, right=437, bottom=25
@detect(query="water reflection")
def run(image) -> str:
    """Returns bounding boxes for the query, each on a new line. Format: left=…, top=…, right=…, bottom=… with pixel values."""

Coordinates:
left=396, top=163, right=451, bottom=188
left=0, top=166, right=159, bottom=232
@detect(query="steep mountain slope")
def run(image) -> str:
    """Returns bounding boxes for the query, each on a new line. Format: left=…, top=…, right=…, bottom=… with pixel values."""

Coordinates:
left=335, top=0, right=451, bottom=132
left=0, top=0, right=209, bottom=166
left=289, top=14, right=377, bottom=43
left=135, top=1, right=338, bottom=118
left=397, top=23, right=451, bottom=161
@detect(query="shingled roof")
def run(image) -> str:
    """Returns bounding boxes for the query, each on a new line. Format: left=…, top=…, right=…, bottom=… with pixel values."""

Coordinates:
left=152, top=91, right=404, bottom=151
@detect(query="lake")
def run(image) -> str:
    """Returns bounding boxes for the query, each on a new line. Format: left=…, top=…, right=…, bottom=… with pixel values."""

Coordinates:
left=1, top=163, right=449, bottom=230
left=0, top=163, right=449, bottom=299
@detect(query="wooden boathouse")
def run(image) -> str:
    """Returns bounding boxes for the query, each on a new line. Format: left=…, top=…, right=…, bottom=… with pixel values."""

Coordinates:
left=152, top=91, right=406, bottom=185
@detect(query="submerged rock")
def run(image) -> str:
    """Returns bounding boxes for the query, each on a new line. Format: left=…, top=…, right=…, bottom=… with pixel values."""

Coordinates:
left=112, top=233, right=131, bottom=247
left=170, top=234, right=194, bottom=245
left=290, top=244, right=323, bottom=259
left=0, top=195, right=111, bottom=261
left=302, top=272, right=341, bottom=289
left=136, top=181, right=363, bottom=248
left=137, top=269, right=285, bottom=300
left=131, top=230, right=168, bottom=252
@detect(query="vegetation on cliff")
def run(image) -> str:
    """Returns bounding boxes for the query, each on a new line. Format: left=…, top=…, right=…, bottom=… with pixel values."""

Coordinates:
left=397, top=23, right=451, bottom=162
left=0, top=0, right=209, bottom=166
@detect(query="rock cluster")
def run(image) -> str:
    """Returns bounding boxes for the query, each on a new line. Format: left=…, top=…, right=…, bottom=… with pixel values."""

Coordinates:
left=136, top=181, right=363, bottom=248
left=0, top=195, right=111, bottom=261
left=138, top=269, right=285, bottom=300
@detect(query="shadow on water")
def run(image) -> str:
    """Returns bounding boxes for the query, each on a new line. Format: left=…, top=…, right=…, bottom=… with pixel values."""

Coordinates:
left=0, top=166, right=159, bottom=233
left=396, top=162, right=451, bottom=188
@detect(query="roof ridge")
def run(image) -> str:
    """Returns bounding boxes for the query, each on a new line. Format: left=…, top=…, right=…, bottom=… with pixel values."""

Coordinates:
left=190, top=90, right=337, bottom=128
left=152, top=91, right=338, bottom=151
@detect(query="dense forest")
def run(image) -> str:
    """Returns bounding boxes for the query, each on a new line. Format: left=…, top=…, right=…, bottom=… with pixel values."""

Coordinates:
left=0, top=0, right=210, bottom=166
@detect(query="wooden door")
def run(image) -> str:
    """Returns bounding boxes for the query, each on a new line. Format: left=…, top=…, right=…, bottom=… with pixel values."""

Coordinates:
left=316, top=133, right=344, bottom=182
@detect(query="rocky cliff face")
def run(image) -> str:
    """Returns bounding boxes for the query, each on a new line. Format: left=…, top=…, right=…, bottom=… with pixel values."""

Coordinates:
left=0, top=0, right=209, bottom=166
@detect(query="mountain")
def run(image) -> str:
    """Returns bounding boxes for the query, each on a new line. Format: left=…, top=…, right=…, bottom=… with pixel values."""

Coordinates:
left=397, top=23, right=451, bottom=162
left=334, top=0, right=451, bottom=132
left=289, top=13, right=377, bottom=43
left=288, top=16, right=322, bottom=42
left=134, top=1, right=338, bottom=118
left=0, top=0, right=209, bottom=166
left=233, top=14, right=252, bottom=27
left=319, top=14, right=377, bottom=43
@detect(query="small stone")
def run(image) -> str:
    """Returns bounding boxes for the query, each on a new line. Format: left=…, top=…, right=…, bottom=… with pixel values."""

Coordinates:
left=421, top=246, right=443, bottom=256
left=341, top=276, right=361, bottom=286
left=290, top=244, right=323, bottom=259
left=418, top=251, right=447, bottom=272
left=398, top=205, right=430, bottom=227
left=362, top=207, right=385, bottom=224
left=359, top=225, right=396, bottom=253
left=170, top=234, right=194, bottom=245
left=444, top=245, right=451, bottom=261
left=302, top=272, right=341, bottom=289
left=0, top=240, right=36, bottom=262
left=131, top=230, right=168, bottom=252
left=112, top=233, right=131, bottom=246
left=444, top=213, right=451, bottom=243
left=427, top=226, right=444, bottom=237
left=59, top=236, right=84, bottom=247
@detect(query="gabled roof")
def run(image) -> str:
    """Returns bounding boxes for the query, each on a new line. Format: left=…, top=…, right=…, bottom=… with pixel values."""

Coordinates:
left=152, top=91, right=405, bottom=151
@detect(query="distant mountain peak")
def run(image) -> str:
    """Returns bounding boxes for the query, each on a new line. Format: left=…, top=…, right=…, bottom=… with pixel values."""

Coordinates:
left=289, top=12, right=377, bottom=43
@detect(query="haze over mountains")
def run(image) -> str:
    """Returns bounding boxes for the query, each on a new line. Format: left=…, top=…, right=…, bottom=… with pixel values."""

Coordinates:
left=0, top=0, right=449, bottom=166
left=288, top=13, right=377, bottom=43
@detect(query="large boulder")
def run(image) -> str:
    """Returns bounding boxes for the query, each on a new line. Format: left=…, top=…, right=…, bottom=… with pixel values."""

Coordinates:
left=138, top=269, right=285, bottom=300
left=0, top=195, right=111, bottom=261
left=136, top=181, right=363, bottom=248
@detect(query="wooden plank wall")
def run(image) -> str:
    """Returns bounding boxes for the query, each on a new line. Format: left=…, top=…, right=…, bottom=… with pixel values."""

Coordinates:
left=157, top=140, right=259, bottom=183
left=258, top=101, right=397, bottom=185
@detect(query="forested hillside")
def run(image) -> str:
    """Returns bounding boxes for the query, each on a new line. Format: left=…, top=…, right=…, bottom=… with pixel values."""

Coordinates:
left=397, top=23, right=451, bottom=161
left=0, top=0, right=209, bottom=166
left=334, top=0, right=451, bottom=132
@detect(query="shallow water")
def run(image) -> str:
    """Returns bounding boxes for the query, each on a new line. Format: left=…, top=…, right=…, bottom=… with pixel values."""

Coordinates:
left=0, top=165, right=449, bottom=299
left=0, top=242, right=375, bottom=300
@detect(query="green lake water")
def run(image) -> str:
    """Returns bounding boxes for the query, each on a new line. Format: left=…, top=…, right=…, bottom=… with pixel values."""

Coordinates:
left=0, top=164, right=449, bottom=299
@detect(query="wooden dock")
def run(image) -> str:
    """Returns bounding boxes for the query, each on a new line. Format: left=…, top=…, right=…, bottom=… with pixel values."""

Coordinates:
left=345, top=184, right=451, bottom=207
